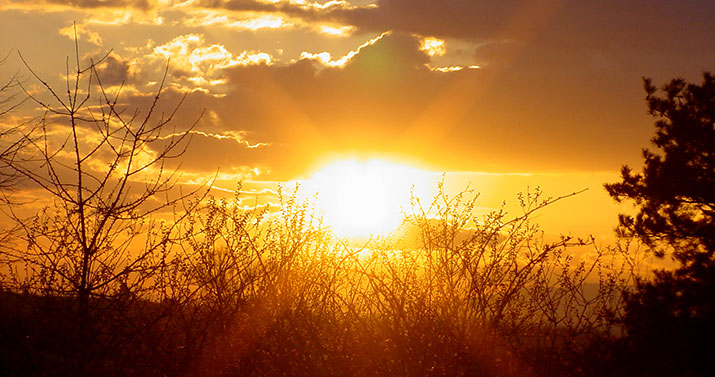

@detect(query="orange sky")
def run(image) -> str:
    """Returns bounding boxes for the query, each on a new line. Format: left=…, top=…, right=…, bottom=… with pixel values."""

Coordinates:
left=0, top=0, right=713, bottom=239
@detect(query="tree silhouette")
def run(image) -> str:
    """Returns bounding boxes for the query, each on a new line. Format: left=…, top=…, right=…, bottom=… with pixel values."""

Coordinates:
left=0, top=50, right=28, bottom=193
left=605, top=73, right=715, bottom=377
left=0, top=36, right=204, bottom=375
left=605, top=72, right=715, bottom=266
left=0, top=51, right=23, bottom=118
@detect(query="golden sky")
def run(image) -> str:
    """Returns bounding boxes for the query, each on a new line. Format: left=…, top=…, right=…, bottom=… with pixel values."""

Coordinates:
left=1, top=0, right=713, bottom=239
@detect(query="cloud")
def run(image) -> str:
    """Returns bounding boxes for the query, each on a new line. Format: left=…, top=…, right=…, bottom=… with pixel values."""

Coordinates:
left=335, top=0, right=529, bottom=39
left=152, top=34, right=273, bottom=69
left=140, top=34, right=274, bottom=93
left=184, top=10, right=292, bottom=30
left=58, top=24, right=103, bottom=45
left=414, top=35, right=482, bottom=71
left=201, top=32, right=458, bottom=179
left=191, top=0, right=714, bottom=69
left=52, top=0, right=153, bottom=10
left=426, top=65, right=479, bottom=73
left=0, top=0, right=156, bottom=11
left=188, top=0, right=366, bottom=35
left=7, top=0, right=711, bottom=185
left=184, top=18, right=708, bottom=181
left=191, top=0, right=528, bottom=40
left=182, top=6, right=357, bottom=36
left=158, top=129, right=270, bottom=149
left=418, top=36, right=445, bottom=57
left=84, top=9, right=164, bottom=25
left=194, top=0, right=356, bottom=15
left=298, top=31, right=388, bottom=68
left=94, top=55, right=133, bottom=86
left=317, top=24, right=354, bottom=36
left=151, top=128, right=274, bottom=175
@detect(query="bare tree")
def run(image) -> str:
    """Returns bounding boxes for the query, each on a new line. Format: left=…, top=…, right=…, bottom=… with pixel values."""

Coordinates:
left=0, top=50, right=24, bottom=118
left=0, top=50, right=29, bottom=192
left=1, top=31, right=204, bottom=353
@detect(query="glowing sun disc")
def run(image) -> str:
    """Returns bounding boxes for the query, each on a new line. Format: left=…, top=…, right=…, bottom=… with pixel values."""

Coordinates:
left=303, top=159, right=432, bottom=238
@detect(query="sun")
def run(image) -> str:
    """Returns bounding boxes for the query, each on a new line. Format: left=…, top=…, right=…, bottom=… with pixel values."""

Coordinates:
left=302, top=158, right=434, bottom=238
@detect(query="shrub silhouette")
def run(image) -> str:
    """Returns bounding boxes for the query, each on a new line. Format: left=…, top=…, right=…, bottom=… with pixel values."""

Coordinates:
left=152, top=184, right=630, bottom=377
left=0, top=39, right=645, bottom=377
left=1, top=181, right=632, bottom=376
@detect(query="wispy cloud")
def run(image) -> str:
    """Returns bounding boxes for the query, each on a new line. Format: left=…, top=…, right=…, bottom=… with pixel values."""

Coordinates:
left=298, top=30, right=389, bottom=68
left=158, top=129, right=271, bottom=149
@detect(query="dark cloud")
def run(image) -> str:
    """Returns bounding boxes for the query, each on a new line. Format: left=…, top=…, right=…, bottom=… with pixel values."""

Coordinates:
left=332, top=0, right=715, bottom=62
left=194, top=0, right=355, bottom=22
left=97, top=0, right=714, bottom=180
left=194, top=0, right=520, bottom=38
left=190, top=33, right=584, bottom=178
left=94, top=55, right=132, bottom=86
left=196, top=0, right=289, bottom=12
left=338, top=0, right=523, bottom=39
left=47, top=0, right=153, bottom=10
left=205, top=17, right=711, bottom=179
left=199, top=0, right=705, bottom=44
left=192, top=1, right=714, bottom=74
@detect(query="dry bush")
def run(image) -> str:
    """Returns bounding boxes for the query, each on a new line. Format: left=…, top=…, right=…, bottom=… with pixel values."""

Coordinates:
left=163, top=183, right=635, bottom=377
left=0, top=36, right=644, bottom=377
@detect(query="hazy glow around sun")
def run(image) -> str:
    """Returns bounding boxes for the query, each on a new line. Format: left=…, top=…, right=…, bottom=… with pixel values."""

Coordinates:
left=302, top=158, right=435, bottom=238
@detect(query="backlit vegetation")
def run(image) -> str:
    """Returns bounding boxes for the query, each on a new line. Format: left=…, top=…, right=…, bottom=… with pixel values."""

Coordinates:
left=0, top=42, right=712, bottom=377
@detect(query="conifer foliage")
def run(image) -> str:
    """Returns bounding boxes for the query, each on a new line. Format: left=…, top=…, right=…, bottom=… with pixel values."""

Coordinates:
left=605, top=73, right=715, bottom=266
left=606, top=73, right=715, bottom=377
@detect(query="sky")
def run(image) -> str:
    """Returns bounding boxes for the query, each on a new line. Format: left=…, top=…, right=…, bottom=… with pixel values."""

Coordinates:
left=0, top=0, right=713, bottom=240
